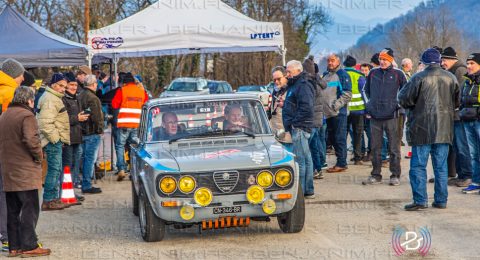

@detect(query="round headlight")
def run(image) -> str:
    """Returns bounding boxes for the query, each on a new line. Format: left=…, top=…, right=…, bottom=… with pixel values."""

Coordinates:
left=194, top=187, right=213, bottom=207
left=256, top=171, right=274, bottom=188
left=179, top=205, right=195, bottom=221
left=246, top=185, right=265, bottom=204
left=159, top=176, right=177, bottom=194
left=275, top=169, right=292, bottom=187
left=262, top=199, right=276, bottom=214
left=178, top=176, right=196, bottom=194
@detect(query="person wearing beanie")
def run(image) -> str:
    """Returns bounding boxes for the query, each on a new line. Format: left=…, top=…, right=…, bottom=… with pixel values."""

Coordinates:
left=362, top=48, right=407, bottom=186
left=321, top=54, right=352, bottom=173
left=22, top=71, right=36, bottom=88
left=440, top=47, right=472, bottom=187
left=343, top=55, right=367, bottom=165
left=459, top=53, right=480, bottom=195
left=302, top=55, right=316, bottom=77
left=370, top=53, right=380, bottom=68
left=111, top=72, right=149, bottom=181
left=0, top=58, right=25, bottom=114
left=37, top=73, right=71, bottom=211
left=398, top=48, right=460, bottom=211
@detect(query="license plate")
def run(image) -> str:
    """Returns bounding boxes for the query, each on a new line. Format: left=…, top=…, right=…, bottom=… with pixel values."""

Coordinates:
left=213, top=206, right=242, bottom=214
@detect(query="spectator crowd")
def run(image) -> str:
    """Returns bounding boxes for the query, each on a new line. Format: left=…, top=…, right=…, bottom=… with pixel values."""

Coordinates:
left=0, top=45, right=479, bottom=257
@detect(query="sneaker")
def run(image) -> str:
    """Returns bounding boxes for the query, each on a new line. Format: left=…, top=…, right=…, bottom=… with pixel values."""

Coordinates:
left=362, top=176, right=382, bottom=185
left=313, top=170, right=324, bottom=179
left=41, top=201, right=65, bottom=211
left=456, top=178, right=472, bottom=187
left=462, top=184, right=480, bottom=194
left=447, top=177, right=459, bottom=186
left=354, top=160, right=364, bottom=166
left=321, top=163, right=328, bottom=170
left=304, top=194, right=316, bottom=199
left=117, top=170, right=127, bottom=182
left=54, top=199, right=70, bottom=208
left=8, top=249, right=22, bottom=257
left=389, top=177, right=400, bottom=186
left=404, top=203, right=428, bottom=211
left=75, top=194, right=85, bottom=201
left=1, top=241, right=8, bottom=252
left=326, top=166, right=348, bottom=173
left=82, top=187, right=102, bottom=194
left=431, top=202, right=447, bottom=209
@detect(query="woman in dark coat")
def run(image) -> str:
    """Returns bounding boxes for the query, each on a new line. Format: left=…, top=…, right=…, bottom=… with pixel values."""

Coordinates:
left=0, top=86, right=51, bottom=257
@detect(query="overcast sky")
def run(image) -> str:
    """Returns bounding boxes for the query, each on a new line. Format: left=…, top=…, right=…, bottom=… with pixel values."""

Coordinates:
left=311, top=0, right=426, bottom=54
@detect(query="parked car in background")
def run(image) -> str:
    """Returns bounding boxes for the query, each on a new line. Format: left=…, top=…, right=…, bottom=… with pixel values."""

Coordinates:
left=160, top=77, right=208, bottom=98
left=237, top=85, right=271, bottom=109
left=207, top=80, right=234, bottom=94
left=130, top=94, right=304, bottom=242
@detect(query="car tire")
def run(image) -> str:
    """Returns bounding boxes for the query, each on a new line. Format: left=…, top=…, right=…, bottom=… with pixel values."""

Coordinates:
left=277, top=184, right=305, bottom=233
left=132, top=181, right=139, bottom=216
left=139, top=193, right=166, bottom=242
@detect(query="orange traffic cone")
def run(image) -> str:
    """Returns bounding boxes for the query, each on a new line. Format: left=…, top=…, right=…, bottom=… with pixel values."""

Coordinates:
left=188, top=114, right=194, bottom=128
left=205, top=113, right=212, bottom=127
left=61, top=166, right=81, bottom=206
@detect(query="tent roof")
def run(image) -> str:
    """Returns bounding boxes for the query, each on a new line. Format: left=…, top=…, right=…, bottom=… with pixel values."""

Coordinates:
left=89, top=0, right=284, bottom=58
left=0, top=5, right=88, bottom=67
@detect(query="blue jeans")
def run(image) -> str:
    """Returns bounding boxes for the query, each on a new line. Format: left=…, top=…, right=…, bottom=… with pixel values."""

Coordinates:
left=409, top=144, right=449, bottom=206
left=82, top=135, right=101, bottom=191
left=115, top=128, right=138, bottom=172
left=464, top=120, right=480, bottom=184
left=292, top=129, right=314, bottom=196
left=43, top=142, right=63, bottom=202
left=309, top=128, right=321, bottom=171
left=326, top=115, right=348, bottom=167
left=62, top=144, right=82, bottom=186
left=453, top=121, right=473, bottom=180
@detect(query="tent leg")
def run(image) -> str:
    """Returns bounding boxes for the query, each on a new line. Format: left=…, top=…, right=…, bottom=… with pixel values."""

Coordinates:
left=87, top=52, right=93, bottom=68
left=282, top=48, right=287, bottom=66
left=114, top=54, right=119, bottom=89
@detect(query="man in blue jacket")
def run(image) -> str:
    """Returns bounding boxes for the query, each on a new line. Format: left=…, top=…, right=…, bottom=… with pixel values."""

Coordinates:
left=321, top=54, right=352, bottom=173
left=362, top=48, right=407, bottom=186
left=283, top=60, right=316, bottom=199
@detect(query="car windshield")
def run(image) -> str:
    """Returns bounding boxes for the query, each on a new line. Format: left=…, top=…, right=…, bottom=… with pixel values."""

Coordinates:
left=166, top=81, right=199, bottom=92
left=146, top=99, right=271, bottom=142
left=238, top=86, right=264, bottom=92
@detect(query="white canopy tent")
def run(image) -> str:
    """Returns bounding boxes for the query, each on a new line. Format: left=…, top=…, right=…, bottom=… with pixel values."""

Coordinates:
left=88, top=0, right=286, bottom=80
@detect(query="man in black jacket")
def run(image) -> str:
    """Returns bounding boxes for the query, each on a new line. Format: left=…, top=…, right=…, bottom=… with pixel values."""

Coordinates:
left=79, top=75, right=104, bottom=194
left=283, top=60, right=315, bottom=199
left=62, top=72, right=89, bottom=192
left=398, top=48, right=459, bottom=211
left=362, top=48, right=407, bottom=186
left=440, top=47, right=473, bottom=187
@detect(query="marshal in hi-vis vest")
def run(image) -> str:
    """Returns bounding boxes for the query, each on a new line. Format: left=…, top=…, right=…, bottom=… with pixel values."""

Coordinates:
left=117, top=83, right=147, bottom=128
left=346, top=68, right=365, bottom=112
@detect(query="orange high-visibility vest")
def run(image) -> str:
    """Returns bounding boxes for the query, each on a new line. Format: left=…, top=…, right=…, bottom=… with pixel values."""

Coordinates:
left=117, top=83, right=146, bottom=128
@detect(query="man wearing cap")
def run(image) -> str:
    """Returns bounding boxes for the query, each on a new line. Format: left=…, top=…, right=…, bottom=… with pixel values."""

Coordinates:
left=76, top=65, right=91, bottom=91
left=37, top=73, right=71, bottom=210
left=362, top=48, right=407, bottom=186
left=344, top=55, right=367, bottom=165
left=399, top=48, right=459, bottom=211
left=112, top=72, right=149, bottom=181
left=459, top=53, right=480, bottom=195
left=439, top=47, right=473, bottom=188
left=0, top=58, right=25, bottom=114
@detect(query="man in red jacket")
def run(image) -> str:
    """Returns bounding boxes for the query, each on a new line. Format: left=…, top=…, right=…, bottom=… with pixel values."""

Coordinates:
left=112, top=73, right=148, bottom=181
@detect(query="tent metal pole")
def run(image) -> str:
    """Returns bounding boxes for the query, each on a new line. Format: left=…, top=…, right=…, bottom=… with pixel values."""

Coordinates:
left=282, top=47, right=287, bottom=66
left=114, top=54, right=119, bottom=89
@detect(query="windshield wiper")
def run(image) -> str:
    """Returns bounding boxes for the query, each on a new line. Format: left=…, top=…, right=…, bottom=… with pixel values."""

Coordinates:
left=223, top=129, right=256, bottom=139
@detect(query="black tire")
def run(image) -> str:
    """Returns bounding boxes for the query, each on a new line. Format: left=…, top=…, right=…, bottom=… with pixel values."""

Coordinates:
left=277, top=184, right=305, bottom=233
left=138, top=193, right=166, bottom=242
left=132, top=181, right=139, bottom=216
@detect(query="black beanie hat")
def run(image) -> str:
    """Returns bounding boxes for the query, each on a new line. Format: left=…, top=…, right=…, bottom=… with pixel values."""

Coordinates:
left=371, top=53, right=380, bottom=65
left=21, top=71, right=35, bottom=87
left=467, top=53, right=480, bottom=65
left=343, top=55, right=357, bottom=67
left=63, top=72, right=76, bottom=83
left=441, top=47, right=458, bottom=60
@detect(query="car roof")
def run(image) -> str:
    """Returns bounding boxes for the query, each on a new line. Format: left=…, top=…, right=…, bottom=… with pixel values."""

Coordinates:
left=172, top=77, right=206, bottom=82
left=146, top=94, right=261, bottom=107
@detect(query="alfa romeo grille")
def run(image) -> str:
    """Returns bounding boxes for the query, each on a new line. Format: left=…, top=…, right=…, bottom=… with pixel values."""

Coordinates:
left=213, top=171, right=239, bottom=193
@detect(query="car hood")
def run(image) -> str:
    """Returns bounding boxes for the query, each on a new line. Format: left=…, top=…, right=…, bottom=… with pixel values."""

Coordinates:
left=161, top=90, right=208, bottom=97
left=143, top=138, right=286, bottom=172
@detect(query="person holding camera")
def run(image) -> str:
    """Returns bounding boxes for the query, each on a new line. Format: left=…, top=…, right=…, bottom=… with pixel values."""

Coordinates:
left=79, top=75, right=104, bottom=194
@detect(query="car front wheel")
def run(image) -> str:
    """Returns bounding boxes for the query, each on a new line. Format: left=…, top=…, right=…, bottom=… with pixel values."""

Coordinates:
left=277, top=184, right=305, bottom=233
left=139, top=193, right=166, bottom=242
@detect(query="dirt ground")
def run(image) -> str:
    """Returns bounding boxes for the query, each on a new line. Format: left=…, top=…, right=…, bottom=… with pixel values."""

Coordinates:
left=3, top=146, right=480, bottom=260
